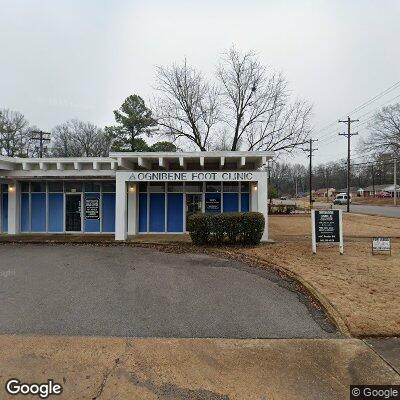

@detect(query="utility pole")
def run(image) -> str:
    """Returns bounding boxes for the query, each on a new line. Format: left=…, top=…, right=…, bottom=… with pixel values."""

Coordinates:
left=30, top=130, right=51, bottom=158
left=371, top=164, right=375, bottom=196
left=394, top=158, right=397, bottom=206
left=302, top=138, right=318, bottom=209
left=339, top=116, right=358, bottom=212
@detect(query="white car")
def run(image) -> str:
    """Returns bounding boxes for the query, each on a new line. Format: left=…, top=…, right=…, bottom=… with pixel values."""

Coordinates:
left=333, top=193, right=352, bottom=205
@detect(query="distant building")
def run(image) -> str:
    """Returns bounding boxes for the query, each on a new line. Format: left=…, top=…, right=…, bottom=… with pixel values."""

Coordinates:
left=314, top=188, right=336, bottom=198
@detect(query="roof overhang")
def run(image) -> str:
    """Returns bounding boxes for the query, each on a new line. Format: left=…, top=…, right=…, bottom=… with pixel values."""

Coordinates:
left=109, top=151, right=273, bottom=170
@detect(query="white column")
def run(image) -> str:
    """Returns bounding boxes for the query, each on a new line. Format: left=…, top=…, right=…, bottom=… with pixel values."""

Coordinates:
left=250, top=183, right=258, bottom=212
left=8, top=181, right=20, bottom=235
left=256, top=174, right=269, bottom=241
left=115, top=175, right=127, bottom=240
left=127, top=183, right=137, bottom=236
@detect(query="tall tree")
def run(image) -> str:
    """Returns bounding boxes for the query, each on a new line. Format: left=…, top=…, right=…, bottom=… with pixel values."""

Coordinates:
left=218, top=47, right=312, bottom=152
left=109, top=95, right=157, bottom=151
left=0, top=109, right=30, bottom=156
left=51, top=119, right=111, bottom=157
left=155, top=60, right=220, bottom=151
left=361, top=103, right=400, bottom=156
left=154, top=48, right=311, bottom=153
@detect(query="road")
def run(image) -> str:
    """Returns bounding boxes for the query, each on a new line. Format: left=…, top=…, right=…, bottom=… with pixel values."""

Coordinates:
left=333, top=204, right=400, bottom=218
left=0, top=244, right=336, bottom=338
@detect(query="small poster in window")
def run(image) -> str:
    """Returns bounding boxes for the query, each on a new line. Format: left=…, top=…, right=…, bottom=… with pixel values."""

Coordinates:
left=85, top=198, right=99, bottom=219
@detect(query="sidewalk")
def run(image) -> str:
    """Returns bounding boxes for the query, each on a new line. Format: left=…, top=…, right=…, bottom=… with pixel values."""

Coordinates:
left=0, top=335, right=398, bottom=400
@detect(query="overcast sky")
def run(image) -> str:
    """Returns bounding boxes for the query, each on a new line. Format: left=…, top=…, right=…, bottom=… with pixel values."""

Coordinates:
left=1, top=0, right=400, bottom=164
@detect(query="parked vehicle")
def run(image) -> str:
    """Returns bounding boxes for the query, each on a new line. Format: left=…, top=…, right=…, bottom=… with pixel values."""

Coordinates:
left=333, top=193, right=352, bottom=205
left=375, top=191, right=391, bottom=198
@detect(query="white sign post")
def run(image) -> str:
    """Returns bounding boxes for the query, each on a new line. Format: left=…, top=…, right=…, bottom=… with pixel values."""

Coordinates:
left=311, top=209, right=343, bottom=255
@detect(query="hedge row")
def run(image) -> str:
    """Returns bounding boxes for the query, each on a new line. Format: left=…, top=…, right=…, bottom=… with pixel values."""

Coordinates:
left=187, top=212, right=265, bottom=245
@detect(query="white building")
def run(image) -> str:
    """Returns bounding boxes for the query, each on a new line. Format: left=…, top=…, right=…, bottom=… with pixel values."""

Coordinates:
left=0, top=151, right=273, bottom=241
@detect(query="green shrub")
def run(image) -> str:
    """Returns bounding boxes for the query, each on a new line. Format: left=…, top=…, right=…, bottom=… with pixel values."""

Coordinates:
left=186, top=213, right=210, bottom=245
left=187, top=212, right=265, bottom=246
left=240, top=212, right=265, bottom=244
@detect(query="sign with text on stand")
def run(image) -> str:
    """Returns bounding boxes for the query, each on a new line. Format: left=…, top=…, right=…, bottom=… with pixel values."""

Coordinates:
left=372, top=237, right=391, bottom=255
left=311, top=210, right=343, bottom=254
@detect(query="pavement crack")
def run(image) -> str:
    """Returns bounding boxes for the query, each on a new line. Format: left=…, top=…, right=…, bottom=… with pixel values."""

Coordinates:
left=91, top=357, right=121, bottom=400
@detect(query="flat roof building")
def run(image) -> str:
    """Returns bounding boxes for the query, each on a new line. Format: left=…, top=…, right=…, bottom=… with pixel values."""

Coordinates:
left=0, top=151, right=273, bottom=241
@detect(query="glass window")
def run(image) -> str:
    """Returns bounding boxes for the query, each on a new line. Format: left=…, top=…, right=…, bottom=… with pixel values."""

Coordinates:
left=167, top=183, right=183, bottom=192
left=185, top=182, right=203, bottom=193
left=21, top=182, right=30, bottom=193
left=223, top=182, right=239, bottom=193
left=48, top=181, right=63, bottom=192
left=64, top=182, right=83, bottom=192
left=85, top=182, right=101, bottom=192
left=31, top=182, right=46, bottom=193
left=148, top=182, right=165, bottom=192
left=206, top=182, right=221, bottom=193
left=139, top=182, right=147, bottom=192
left=2, top=184, right=8, bottom=193
left=241, top=182, right=250, bottom=193
left=102, top=182, right=116, bottom=192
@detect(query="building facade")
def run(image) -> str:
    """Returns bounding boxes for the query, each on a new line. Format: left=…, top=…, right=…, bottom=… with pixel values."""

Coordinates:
left=0, top=151, right=273, bottom=241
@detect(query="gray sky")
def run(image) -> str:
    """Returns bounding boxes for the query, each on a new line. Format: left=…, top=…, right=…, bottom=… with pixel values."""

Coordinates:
left=1, top=0, right=400, bottom=164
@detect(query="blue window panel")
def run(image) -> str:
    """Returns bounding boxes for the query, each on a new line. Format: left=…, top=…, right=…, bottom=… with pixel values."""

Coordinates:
left=205, top=193, right=221, bottom=213
left=84, top=193, right=100, bottom=232
left=138, top=193, right=147, bottom=232
left=20, top=193, right=30, bottom=232
left=102, top=193, right=115, bottom=232
left=149, top=193, right=165, bottom=232
left=167, top=193, right=183, bottom=232
left=2, top=194, right=8, bottom=233
left=48, top=193, right=64, bottom=232
left=31, top=193, right=46, bottom=232
left=241, top=193, right=250, bottom=212
left=223, top=193, right=239, bottom=212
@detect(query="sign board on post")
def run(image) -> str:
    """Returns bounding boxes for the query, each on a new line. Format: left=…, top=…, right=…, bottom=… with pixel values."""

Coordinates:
left=311, top=209, right=343, bottom=254
left=372, top=237, right=391, bottom=255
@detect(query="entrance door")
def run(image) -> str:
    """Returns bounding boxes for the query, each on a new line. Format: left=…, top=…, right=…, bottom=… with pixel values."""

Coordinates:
left=186, top=193, right=202, bottom=228
left=66, top=194, right=82, bottom=232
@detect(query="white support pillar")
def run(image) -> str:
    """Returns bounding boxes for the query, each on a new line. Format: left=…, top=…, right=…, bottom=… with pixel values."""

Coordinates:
left=115, top=175, right=127, bottom=240
left=127, top=182, right=137, bottom=236
left=256, top=175, right=269, bottom=241
left=8, top=181, right=20, bottom=235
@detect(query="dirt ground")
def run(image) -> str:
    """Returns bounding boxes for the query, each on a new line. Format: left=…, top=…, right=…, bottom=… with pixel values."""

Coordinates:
left=241, top=214, right=400, bottom=337
left=269, top=213, right=400, bottom=239
left=0, top=335, right=398, bottom=400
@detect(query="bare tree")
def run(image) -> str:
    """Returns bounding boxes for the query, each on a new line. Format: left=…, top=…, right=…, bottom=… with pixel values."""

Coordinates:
left=154, top=59, right=220, bottom=151
left=218, top=47, right=312, bottom=152
left=0, top=109, right=30, bottom=156
left=361, top=103, right=400, bottom=156
left=51, top=119, right=111, bottom=157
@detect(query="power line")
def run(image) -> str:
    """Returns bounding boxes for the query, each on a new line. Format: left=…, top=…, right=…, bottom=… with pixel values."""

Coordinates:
left=314, top=79, right=400, bottom=143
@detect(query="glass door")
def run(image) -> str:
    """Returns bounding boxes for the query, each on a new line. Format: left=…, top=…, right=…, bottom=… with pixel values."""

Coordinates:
left=65, top=194, right=82, bottom=232
left=186, top=193, right=202, bottom=228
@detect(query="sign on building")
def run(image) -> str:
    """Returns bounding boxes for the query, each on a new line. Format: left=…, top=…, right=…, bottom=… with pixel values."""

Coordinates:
left=311, top=210, right=343, bottom=254
left=372, top=237, right=391, bottom=255
left=85, top=198, right=100, bottom=220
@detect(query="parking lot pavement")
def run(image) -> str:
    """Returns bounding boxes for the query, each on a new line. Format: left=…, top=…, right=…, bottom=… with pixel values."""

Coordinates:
left=0, top=336, right=398, bottom=400
left=0, top=244, right=336, bottom=338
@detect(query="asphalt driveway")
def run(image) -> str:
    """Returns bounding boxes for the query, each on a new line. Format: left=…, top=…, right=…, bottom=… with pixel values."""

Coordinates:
left=0, top=244, right=336, bottom=338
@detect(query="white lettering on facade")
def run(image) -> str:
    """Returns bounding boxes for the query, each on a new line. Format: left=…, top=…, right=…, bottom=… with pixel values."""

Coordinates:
left=127, top=171, right=254, bottom=181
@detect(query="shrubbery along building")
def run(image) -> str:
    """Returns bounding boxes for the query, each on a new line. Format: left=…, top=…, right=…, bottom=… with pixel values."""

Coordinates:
left=0, top=151, right=273, bottom=241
